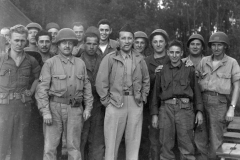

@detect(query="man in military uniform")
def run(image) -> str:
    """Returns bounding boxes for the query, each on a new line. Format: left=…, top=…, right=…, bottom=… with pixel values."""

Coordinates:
left=133, top=31, right=150, bottom=57
left=0, top=24, right=41, bottom=160
left=35, top=28, right=93, bottom=160
left=197, top=32, right=240, bottom=159
left=151, top=40, right=203, bottom=160
left=46, top=22, right=60, bottom=55
left=72, top=22, right=85, bottom=57
left=97, top=19, right=118, bottom=57
left=80, top=26, right=105, bottom=160
left=24, top=22, right=42, bottom=52
left=96, top=24, right=150, bottom=160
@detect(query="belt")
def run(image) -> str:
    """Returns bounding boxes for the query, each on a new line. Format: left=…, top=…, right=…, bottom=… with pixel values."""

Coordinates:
left=123, top=91, right=133, bottom=96
left=9, top=92, right=22, bottom=100
left=203, top=91, right=223, bottom=96
left=164, top=98, right=190, bottom=105
left=51, top=96, right=82, bottom=106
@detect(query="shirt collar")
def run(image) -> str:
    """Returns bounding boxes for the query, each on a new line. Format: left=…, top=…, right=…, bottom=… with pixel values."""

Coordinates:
left=120, top=50, right=132, bottom=60
left=57, top=53, right=74, bottom=64
left=169, top=60, right=183, bottom=69
left=4, top=49, right=26, bottom=60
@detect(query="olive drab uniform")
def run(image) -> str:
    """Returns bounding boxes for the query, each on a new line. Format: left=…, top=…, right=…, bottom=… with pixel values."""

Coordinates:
left=0, top=51, right=41, bottom=160
left=35, top=54, right=93, bottom=160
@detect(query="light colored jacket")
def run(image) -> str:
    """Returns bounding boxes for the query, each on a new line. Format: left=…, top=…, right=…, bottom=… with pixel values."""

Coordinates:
left=96, top=49, right=150, bottom=108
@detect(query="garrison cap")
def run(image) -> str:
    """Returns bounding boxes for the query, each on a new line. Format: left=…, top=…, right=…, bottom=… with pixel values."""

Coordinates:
left=26, top=22, right=42, bottom=31
left=119, top=24, right=134, bottom=36
left=46, top=22, right=60, bottom=31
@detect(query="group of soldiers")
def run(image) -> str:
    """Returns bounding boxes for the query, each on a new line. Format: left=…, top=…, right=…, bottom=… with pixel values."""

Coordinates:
left=0, top=18, right=240, bottom=160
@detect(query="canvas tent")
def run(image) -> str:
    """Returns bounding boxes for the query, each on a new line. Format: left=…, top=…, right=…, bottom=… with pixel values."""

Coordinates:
left=0, top=0, right=31, bottom=29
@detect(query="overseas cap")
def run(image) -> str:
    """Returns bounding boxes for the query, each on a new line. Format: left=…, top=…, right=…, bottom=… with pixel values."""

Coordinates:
left=46, top=22, right=60, bottom=31
left=187, top=34, right=205, bottom=49
left=119, top=24, right=134, bottom=36
left=85, top=26, right=100, bottom=39
left=26, top=22, right=42, bottom=31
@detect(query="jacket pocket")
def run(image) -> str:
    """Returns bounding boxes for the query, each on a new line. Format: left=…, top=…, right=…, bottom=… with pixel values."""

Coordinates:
left=51, top=75, right=67, bottom=93
left=0, top=69, right=10, bottom=87
left=76, top=74, right=84, bottom=91
left=217, top=72, right=231, bottom=93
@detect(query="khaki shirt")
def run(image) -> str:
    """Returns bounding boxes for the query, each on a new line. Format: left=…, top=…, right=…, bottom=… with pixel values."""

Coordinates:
left=197, top=54, right=240, bottom=94
left=121, top=51, right=133, bottom=90
left=35, top=54, right=93, bottom=115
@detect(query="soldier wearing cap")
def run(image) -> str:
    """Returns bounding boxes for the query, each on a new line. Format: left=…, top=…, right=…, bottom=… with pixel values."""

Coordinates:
left=0, top=24, right=41, bottom=160
left=197, top=32, right=240, bottom=159
left=134, top=31, right=150, bottom=57
left=97, top=19, right=118, bottom=57
left=151, top=40, right=203, bottom=160
left=25, top=22, right=42, bottom=52
left=46, top=22, right=60, bottom=55
left=35, top=28, right=93, bottom=160
left=72, top=22, right=85, bottom=57
left=80, top=26, right=105, bottom=160
left=182, top=34, right=207, bottom=160
left=144, top=29, right=170, bottom=160
left=96, top=24, right=150, bottom=160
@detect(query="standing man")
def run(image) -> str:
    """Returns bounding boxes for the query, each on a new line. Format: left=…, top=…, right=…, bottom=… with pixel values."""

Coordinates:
left=96, top=24, right=150, bottom=160
left=25, top=22, right=42, bottom=52
left=72, top=22, right=85, bottom=57
left=182, top=34, right=208, bottom=160
left=80, top=26, right=105, bottom=160
left=46, top=22, right=60, bottom=55
left=35, top=28, right=93, bottom=160
left=0, top=24, right=41, bottom=160
left=97, top=19, right=118, bottom=57
left=197, top=32, right=240, bottom=160
left=144, top=29, right=170, bottom=160
left=134, top=31, right=150, bottom=57
left=151, top=40, right=203, bottom=160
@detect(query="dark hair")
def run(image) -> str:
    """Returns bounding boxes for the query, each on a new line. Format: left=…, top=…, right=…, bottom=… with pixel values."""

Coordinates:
left=168, top=39, right=183, bottom=51
left=35, top=30, right=52, bottom=42
left=72, top=22, right=85, bottom=30
left=84, top=33, right=99, bottom=43
left=97, top=19, right=111, bottom=28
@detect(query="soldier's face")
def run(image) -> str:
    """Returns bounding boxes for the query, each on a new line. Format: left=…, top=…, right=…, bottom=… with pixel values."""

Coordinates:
left=167, top=45, right=183, bottom=64
left=152, top=35, right=166, bottom=54
left=9, top=32, right=27, bottom=53
left=189, top=39, right=203, bottom=55
left=118, top=31, right=134, bottom=53
left=37, top=35, right=51, bottom=54
left=211, top=42, right=225, bottom=57
left=48, top=28, right=59, bottom=43
left=84, top=37, right=99, bottom=56
left=0, top=28, right=10, bottom=40
left=28, top=28, right=38, bottom=44
left=99, top=24, right=112, bottom=41
left=58, top=40, right=74, bottom=56
left=134, top=38, right=146, bottom=54
left=73, top=26, right=84, bottom=42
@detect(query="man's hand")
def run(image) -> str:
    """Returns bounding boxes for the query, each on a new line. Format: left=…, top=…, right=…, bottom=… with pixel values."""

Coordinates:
left=24, top=90, right=33, bottom=96
left=155, top=65, right=163, bottom=73
left=195, top=111, right=203, bottom=126
left=152, top=115, right=158, bottom=129
left=43, top=114, right=52, bottom=125
left=226, top=107, right=235, bottom=122
left=83, top=110, right=91, bottom=121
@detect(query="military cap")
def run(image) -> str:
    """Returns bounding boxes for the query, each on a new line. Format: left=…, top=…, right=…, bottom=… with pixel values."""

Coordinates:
left=46, top=22, right=60, bottom=31
left=26, top=22, right=42, bottom=31
left=119, top=24, right=133, bottom=36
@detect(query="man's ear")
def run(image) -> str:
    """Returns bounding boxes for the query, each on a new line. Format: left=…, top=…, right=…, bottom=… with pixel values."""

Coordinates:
left=109, top=28, right=112, bottom=34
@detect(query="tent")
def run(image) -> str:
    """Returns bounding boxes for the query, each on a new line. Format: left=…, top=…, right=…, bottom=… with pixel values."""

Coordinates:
left=0, top=0, right=31, bottom=29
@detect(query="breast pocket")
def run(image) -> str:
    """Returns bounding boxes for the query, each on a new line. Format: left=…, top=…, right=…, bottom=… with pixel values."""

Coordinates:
left=0, top=69, right=10, bottom=87
left=217, top=72, right=231, bottom=93
left=52, top=75, right=67, bottom=93
left=19, top=68, right=31, bottom=86
left=76, top=75, right=84, bottom=91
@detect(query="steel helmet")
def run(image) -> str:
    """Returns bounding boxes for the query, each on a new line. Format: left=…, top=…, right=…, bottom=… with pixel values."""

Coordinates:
left=149, top=29, right=169, bottom=43
left=26, top=22, right=42, bottom=31
left=208, top=32, right=230, bottom=48
left=134, top=31, right=149, bottom=48
left=85, top=26, right=100, bottom=40
left=55, top=28, right=78, bottom=45
left=187, top=34, right=205, bottom=49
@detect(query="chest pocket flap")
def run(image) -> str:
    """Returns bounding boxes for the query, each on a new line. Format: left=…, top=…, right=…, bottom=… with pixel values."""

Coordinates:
left=217, top=73, right=231, bottom=79
left=0, top=69, right=8, bottom=76
left=53, top=75, right=67, bottom=80
left=76, top=74, right=84, bottom=80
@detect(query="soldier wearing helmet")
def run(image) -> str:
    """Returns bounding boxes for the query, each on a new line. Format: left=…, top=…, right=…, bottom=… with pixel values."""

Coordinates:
left=25, top=22, right=42, bottom=52
left=46, top=22, right=60, bottom=55
left=197, top=31, right=240, bottom=159
left=134, top=31, right=150, bottom=57
left=144, top=29, right=170, bottom=160
left=35, top=28, right=93, bottom=160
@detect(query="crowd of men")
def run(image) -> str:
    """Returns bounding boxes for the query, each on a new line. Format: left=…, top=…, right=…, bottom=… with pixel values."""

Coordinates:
left=0, top=18, right=239, bottom=160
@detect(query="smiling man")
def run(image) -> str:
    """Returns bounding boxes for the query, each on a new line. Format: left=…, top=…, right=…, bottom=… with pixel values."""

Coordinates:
left=134, top=31, right=149, bottom=57
left=96, top=24, right=150, bottom=160
left=197, top=32, right=240, bottom=160
left=151, top=40, right=203, bottom=160
left=97, top=19, right=118, bottom=57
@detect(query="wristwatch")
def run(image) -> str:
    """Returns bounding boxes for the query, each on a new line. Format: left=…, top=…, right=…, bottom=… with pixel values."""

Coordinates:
left=230, top=104, right=236, bottom=109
